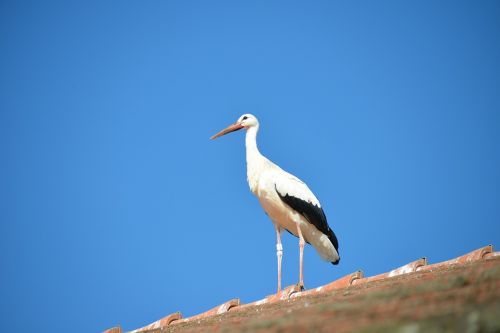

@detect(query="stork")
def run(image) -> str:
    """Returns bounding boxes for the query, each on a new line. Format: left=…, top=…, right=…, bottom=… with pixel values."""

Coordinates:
left=210, top=114, right=340, bottom=293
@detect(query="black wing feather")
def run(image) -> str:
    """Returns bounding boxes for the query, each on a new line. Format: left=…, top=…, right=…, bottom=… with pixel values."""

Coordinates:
left=275, top=185, right=339, bottom=262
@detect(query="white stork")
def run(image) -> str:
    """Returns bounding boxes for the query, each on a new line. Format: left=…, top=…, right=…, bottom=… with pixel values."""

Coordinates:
left=210, top=114, right=339, bottom=293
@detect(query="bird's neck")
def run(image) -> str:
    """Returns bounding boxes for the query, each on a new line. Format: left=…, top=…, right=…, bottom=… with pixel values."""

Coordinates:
left=245, top=126, right=266, bottom=195
left=245, top=126, right=262, bottom=162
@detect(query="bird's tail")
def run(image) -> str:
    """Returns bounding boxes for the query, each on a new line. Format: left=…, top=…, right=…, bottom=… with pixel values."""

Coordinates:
left=328, top=228, right=340, bottom=265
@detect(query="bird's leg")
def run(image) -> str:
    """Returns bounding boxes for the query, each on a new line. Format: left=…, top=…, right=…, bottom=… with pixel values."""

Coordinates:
left=275, top=226, right=283, bottom=294
left=296, top=223, right=305, bottom=290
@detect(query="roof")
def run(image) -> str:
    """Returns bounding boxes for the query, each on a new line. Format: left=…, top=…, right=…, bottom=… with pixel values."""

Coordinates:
left=104, top=245, right=500, bottom=333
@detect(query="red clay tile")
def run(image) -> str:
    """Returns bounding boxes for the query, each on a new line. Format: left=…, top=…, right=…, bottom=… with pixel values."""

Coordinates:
left=353, top=258, right=427, bottom=285
left=129, top=312, right=182, bottom=332
left=290, top=270, right=364, bottom=299
left=234, top=285, right=302, bottom=311
left=172, top=298, right=240, bottom=325
left=317, top=270, right=364, bottom=291
left=388, top=257, right=427, bottom=276
left=158, top=312, right=182, bottom=327
left=102, top=326, right=121, bottom=333
left=236, top=295, right=272, bottom=310
left=484, top=251, right=500, bottom=259
left=269, top=284, right=303, bottom=301
left=417, top=245, right=493, bottom=271
left=216, top=298, right=240, bottom=314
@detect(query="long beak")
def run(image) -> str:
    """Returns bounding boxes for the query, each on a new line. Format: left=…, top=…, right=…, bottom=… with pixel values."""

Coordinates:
left=210, top=123, right=244, bottom=140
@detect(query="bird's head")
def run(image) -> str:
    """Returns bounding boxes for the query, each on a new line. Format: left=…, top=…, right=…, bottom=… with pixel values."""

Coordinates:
left=210, top=114, right=259, bottom=140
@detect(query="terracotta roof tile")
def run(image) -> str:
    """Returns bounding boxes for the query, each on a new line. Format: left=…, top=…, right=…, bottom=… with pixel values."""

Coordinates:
left=103, top=327, right=122, bottom=333
left=129, top=312, right=182, bottom=332
left=416, top=244, right=492, bottom=272
left=352, top=257, right=427, bottom=286
left=171, top=298, right=240, bottom=325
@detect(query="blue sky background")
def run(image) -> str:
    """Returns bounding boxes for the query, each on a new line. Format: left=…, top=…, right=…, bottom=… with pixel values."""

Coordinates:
left=1, top=1, right=499, bottom=332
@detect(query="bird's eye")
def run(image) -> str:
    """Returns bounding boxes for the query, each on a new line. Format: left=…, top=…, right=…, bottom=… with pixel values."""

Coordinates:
left=242, top=116, right=248, bottom=121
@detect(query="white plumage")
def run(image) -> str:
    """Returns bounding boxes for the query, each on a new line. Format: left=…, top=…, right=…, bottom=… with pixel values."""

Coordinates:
left=211, top=114, right=339, bottom=292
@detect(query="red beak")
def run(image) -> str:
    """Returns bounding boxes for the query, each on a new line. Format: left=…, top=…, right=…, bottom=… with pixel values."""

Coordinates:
left=210, top=123, right=245, bottom=140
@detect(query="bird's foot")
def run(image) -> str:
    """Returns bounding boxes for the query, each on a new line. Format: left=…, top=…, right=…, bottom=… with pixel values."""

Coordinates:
left=274, top=284, right=302, bottom=299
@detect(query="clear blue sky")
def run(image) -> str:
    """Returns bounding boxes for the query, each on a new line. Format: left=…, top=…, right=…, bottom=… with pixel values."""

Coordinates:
left=1, top=1, right=499, bottom=332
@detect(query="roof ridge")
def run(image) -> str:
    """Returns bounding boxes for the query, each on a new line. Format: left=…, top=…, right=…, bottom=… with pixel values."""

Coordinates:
left=103, top=244, right=498, bottom=333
